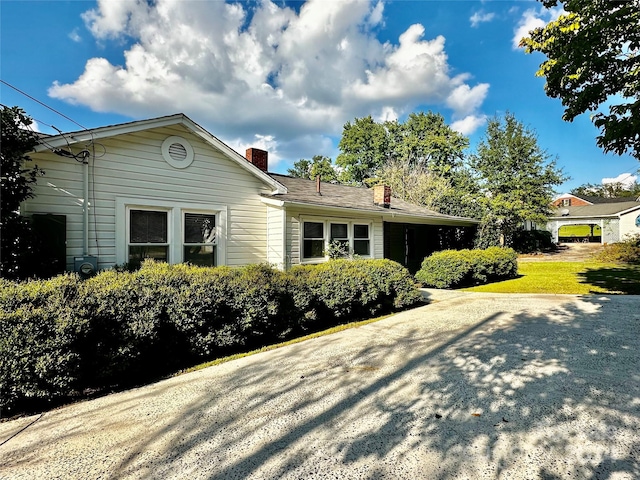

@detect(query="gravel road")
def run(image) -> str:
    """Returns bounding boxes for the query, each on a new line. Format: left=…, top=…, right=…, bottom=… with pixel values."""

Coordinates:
left=1, top=291, right=639, bottom=479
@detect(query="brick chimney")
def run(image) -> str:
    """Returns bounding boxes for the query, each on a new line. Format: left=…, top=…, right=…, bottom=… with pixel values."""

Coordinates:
left=373, top=184, right=391, bottom=208
left=245, top=148, right=268, bottom=172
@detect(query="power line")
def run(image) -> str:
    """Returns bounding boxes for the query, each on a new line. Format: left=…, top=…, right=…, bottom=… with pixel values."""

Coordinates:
left=0, top=79, right=89, bottom=131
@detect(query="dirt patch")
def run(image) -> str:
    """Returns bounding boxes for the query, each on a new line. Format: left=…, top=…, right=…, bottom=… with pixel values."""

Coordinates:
left=519, top=243, right=604, bottom=262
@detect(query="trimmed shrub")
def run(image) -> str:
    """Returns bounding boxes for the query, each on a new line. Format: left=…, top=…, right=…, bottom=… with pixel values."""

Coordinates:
left=0, top=259, right=421, bottom=414
left=416, top=247, right=518, bottom=289
left=0, top=274, right=84, bottom=412
left=513, top=230, right=555, bottom=253
left=595, top=234, right=640, bottom=264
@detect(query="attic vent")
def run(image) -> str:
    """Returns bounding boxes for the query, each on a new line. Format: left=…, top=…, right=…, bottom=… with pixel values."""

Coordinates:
left=168, top=143, right=187, bottom=161
left=161, top=136, right=194, bottom=169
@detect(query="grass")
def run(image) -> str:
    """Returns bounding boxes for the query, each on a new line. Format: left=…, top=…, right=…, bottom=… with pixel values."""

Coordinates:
left=463, top=261, right=640, bottom=295
left=559, top=224, right=602, bottom=236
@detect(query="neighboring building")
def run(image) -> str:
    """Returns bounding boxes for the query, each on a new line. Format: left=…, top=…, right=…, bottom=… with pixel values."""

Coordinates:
left=22, top=113, right=478, bottom=275
left=551, top=193, right=594, bottom=208
left=546, top=194, right=640, bottom=243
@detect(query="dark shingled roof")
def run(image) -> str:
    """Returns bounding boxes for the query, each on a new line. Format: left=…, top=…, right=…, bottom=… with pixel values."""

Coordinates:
left=551, top=201, right=640, bottom=218
left=264, top=174, right=479, bottom=225
left=580, top=195, right=640, bottom=204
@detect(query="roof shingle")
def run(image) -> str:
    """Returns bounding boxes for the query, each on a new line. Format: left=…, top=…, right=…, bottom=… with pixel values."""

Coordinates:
left=265, top=174, right=478, bottom=225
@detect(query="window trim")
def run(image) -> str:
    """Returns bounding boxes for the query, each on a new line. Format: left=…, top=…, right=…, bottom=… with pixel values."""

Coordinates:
left=353, top=223, right=371, bottom=256
left=116, top=197, right=227, bottom=266
left=182, top=210, right=218, bottom=266
left=299, top=215, right=374, bottom=264
left=127, top=207, right=171, bottom=264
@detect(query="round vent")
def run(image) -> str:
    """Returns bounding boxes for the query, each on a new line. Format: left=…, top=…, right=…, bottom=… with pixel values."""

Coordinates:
left=162, top=136, right=194, bottom=168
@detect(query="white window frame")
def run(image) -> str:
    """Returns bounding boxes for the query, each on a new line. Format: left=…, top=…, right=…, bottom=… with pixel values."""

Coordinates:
left=182, top=210, right=218, bottom=267
left=300, top=215, right=374, bottom=264
left=127, top=207, right=172, bottom=265
left=116, top=197, right=227, bottom=266
left=352, top=222, right=371, bottom=256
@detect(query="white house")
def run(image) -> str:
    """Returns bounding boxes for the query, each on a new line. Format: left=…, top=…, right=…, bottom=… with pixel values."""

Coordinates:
left=546, top=194, right=640, bottom=243
left=22, top=114, right=478, bottom=275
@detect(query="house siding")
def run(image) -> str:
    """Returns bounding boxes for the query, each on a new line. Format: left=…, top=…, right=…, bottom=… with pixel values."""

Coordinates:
left=619, top=209, right=640, bottom=239
left=602, top=218, right=620, bottom=243
left=23, top=125, right=272, bottom=271
left=266, top=204, right=286, bottom=269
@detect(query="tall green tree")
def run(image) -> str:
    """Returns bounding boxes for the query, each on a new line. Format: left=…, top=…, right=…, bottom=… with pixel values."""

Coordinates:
left=470, top=113, right=567, bottom=247
left=336, top=116, right=388, bottom=185
left=1, top=106, right=42, bottom=279
left=287, top=155, right=337, bottom=182
left=336, top=112, right=469, bottom=185
left=521, top=0, right=640, bottom=159
left=375, top=158, right=454, bottom=209
left=386, top=112, right=468, bottom=176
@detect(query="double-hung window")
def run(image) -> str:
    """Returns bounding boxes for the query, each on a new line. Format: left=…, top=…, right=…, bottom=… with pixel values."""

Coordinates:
left=303, top=221, right=325, bottom=259
left=183, top=212, right=217, bottom=266
left=330, top=223, right=349, bottom=253
left=353, top=224, right=370, bottom=255
left=128, top=209, right=169, bottom=266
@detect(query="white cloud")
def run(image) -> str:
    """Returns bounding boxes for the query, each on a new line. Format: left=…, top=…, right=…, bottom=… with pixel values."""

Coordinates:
left=446, top=83, right=490, bottom=118
left=513, top=6, right=564, bottom=49
left=50, top=0, right=490, bottom=164
left=451, top=115, right=488, bottom=135
left=602, top=173, right=637, bottom=188
left=375, top=106, right=399, bottom=122
left=470, top=11, right=495, bottom=28
left=68, top=28, right=82, bottom=43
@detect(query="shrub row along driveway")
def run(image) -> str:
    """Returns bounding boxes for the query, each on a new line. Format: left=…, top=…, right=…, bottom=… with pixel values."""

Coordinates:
left=1, top=291, right=639, bottom=479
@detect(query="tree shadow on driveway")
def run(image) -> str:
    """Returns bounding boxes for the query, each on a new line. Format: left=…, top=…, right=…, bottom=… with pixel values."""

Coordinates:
left=2, top=294, right=639, bottom=479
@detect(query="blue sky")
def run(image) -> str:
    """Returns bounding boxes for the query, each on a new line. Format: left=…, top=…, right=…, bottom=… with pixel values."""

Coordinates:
left=1, top=0, right=637, bottom=192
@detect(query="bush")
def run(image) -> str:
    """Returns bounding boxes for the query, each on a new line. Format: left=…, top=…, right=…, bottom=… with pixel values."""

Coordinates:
left=513, top=230, right=555, bottom=253
left=0, top=275, right=84, bottom=412
left=291, top=259, right=422, bottom=325
left=0, top=259, right=421, bottom=414
left=596, top=234, right=640, bottom=264
left=416, top=247, right=518, bottom=289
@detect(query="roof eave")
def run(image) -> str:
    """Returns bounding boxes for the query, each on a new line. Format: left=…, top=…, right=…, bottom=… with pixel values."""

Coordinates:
left=262, top=197, right=480, bottom=225
left=33, top=113, right=287, bottom=194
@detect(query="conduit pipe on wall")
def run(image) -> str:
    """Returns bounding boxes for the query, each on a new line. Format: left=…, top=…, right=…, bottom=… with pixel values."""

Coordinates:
left=83, top=152, right=89, bottom=256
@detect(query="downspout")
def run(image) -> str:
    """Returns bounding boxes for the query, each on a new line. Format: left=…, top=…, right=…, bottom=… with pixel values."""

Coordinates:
left=82, top=151, right=89, bottom=256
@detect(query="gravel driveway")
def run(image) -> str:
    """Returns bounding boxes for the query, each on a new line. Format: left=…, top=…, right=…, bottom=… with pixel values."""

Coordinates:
left=1, top=291, right=639, bottom=479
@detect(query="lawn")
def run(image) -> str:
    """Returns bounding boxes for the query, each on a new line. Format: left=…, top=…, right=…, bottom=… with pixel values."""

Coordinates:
left=463, top=261, right=640, bottom=295
left=559, top=224, right=601, bottom=236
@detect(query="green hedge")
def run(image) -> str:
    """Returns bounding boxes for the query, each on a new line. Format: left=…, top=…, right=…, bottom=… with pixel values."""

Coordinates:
left=513, top=230, right=555, bottom=253
left=415, top=247, right=518, bottom=288
left=0, top=259, right=421, bottom=413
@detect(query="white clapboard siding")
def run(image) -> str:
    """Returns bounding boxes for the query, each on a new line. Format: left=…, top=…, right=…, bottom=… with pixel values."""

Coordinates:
left=266, top=204, right=286, bottom=269
left=23, top=125, right=272, bottom=270
left=620, top=209, right=640, bottom=239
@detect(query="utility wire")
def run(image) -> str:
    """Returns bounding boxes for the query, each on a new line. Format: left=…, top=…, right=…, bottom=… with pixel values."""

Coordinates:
left=0, top=79, right=89, bottom=131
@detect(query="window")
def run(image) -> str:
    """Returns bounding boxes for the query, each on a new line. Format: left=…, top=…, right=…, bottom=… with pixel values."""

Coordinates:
left=183, top=213, right=217, bottom=266
left=562, top=198, right=571, bottom=207
left=119, top=198, right=224, bottom=267
left=353, top=224, right=370, bottom=255
left=303, top=222, right=325, bottom=258
left=129, top=209, right=169, bottom=266
left=330, top=223, right=349, bottom=251
left=302, top=218, right=373, bottom=261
